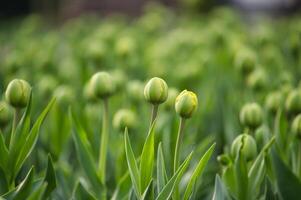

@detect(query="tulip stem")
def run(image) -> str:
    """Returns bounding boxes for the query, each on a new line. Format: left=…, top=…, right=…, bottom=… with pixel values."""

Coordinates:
left=173, top=117, right=186, bottom=173
left=150, top=105, right=158, bottom=127
left=99, top=98, right=109, bottom=186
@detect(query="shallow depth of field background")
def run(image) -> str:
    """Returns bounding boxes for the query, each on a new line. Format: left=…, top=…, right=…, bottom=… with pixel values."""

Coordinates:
left=0, top=0, right=301, bottom=199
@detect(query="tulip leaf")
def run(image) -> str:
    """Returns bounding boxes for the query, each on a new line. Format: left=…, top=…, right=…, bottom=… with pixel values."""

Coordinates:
left=0, top=133, right=8, bottom=175
left=212, top=175, right=231, bottom=200
left=70, top=109, right=102, bottom=191
left=271, top=150, right=301, bottom=200
left=141, top=180, right=154, bottom=200
left=0, top=167, right=8, bottom=195
left=157, top=143, right=167, bottom=193
left=124, top=128, right=141, bottom=198
left=42, top=155, right=56, bottom=198
left=156, top=152, right=193, bottom=200
left=27, top=183, right=47, bottom=200
left=140, top=120, right=156, bottom=193
left=72, top=181, right=97, bottom=200
left=15, top=97, right=56, bottom=176
left=183, top=143, right=216, bottom=200
left=3, top=167, right=35, bottom=200
left=234, top=141, right=248, bottom=200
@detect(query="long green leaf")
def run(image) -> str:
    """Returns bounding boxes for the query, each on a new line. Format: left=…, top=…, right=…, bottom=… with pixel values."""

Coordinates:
left=42, top=155, right=56, bottom=198
left=212, top=175, right=231, bottom=200
left=124, top=128, right=141, bottom=198
left=27, top=183, right=47, bottom=200
left=183, top=143, right=216, bottom=200
left=70, top=109, right=102, bottom=191
left=15, top=97, right=56, bottom=175
left=72, top=181, right=97, bottom=200
left=4, top=167, right=34, bottom=200
left=272, top=150, right=301, bottom=200
left=0, top=134, right=8, bottom=173
left=140, top=121, right=156, bottom=193
left=156, top=152, right=193, bottom=200
left=157, top=143, right=167, bottom=193
left=234, top=136, right=248, bottom=200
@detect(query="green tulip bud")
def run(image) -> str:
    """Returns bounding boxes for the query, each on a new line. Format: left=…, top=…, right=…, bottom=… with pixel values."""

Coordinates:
left=164, top=88, right=179, bottom=111
left=115, top=36, right=135, bottom=57
left=265, top=91, right=283, bottom=114
left=175, top=90, right=198, bottom=119
left=54, top=85, right=75, bottom=106
left=246, top=68, right=267, bottom=91
left=144, top=77, right=168, bottom=105
left=38, top=75, right=58, bottom=97
left=292, top=114, right=301, bottom=138
left=217, top=154, right=231, bottom=166
left=240, top=103, right=263, bottom=130
left=126, top=80, right=144, bottom=103
left=5, top=79, right=31, bottom=108
left=231, top=134, right=257, bottom=161
left=285, top=90, right=301, bottom=116
left=234, top=50, right=256, bottom=75
left=90, top=72, right=116, bottom=99
left=0, top=101, right=12, bottom=127
left=113, top=109, right=137, bottom=132
left=83, top=82, right=97, bottom=103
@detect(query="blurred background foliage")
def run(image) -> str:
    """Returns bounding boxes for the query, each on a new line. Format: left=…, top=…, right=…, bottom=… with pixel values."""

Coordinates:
left=0, top=0, right=300, bottom=199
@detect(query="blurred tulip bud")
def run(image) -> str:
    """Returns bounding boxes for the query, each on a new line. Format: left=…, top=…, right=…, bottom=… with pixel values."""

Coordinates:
left=111, top=70, right=127, bottom=92
left=217, top=154, right=231, bottom=166
left=292, top=114, right=301, bottom=138
left=54, top=85, right=75, bottom=106
left=115, top=36, right=135, bottom=57
left=38, top=75, right=58, bottom=97
left=5, top=79, right=31, bottom=108
left=231, top=134, right=257, bottom=161
left=113, top=109, right=137, bottom=132
left=265, top=91, right=283, bottom=114
left=0, top=101, right=12, bottom=127
left=144, top=77, right=168, bottom=105
left=234, top=50, right=256, bottom=75
left=240, top=103, right=263, bottom=130
left=164, top=88, right=179, bottom=111
left=126, top=80, right=144, bottom=103
left=175, top=90, right=198, bottom=119
left=246, top=68, right=267, bottom=91
left=90, top=72, right=116, bottom=99
left=285, top=90, right=301, bottom=116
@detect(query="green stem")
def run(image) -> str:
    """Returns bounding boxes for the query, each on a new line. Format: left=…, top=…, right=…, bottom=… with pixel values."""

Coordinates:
left=173, top=118, right=186, bottom=173
left=99, top=98, right=109, bottom=186
left=150, top=105, right=158, bottom=127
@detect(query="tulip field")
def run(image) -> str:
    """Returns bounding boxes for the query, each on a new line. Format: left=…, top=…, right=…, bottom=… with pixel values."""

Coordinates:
left=0, top=4, right=301, bottom=200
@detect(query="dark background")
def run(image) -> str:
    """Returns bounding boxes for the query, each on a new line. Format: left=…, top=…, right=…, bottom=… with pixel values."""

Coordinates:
left=1, top=0, right=300, bottom=19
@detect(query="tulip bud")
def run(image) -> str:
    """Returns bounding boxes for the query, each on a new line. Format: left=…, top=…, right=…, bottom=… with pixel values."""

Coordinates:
left=231, top=134, right=257, bottom=161
left=234, top=50, right=256, bottom=75
left=54, top=85, right=75, bottom=106
left=285, top=90, right=301, bottom=116
left=113, top=109, right=137, bottom=132
left=144, top=77, right=168, bottom=105
left=265, top=92, right=283, bottom=114
left=0, top=101, right=12, bottom=127
left=240, top=103, right=263, bottom=130
left=175, top=90, right=198, bottom=119
left=217, top=154, right=231, bottom=166
left=164, top=88, right=179, bottom=111
left=90, top=72, right=116, bottom=99
left=246, top=68, right=267, bottom=91
left=126, top=80, right=144, bottom=103
left=292, top=114, right=301, bottom=138
left=5, top=79, right=31, bottom=108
